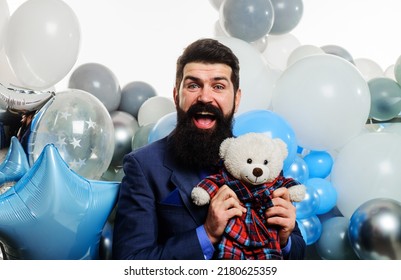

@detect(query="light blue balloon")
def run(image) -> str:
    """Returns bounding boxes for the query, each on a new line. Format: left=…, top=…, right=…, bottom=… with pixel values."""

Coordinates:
left=368, top=77, right=401, bottom=121
left=148, top=112, right=177, bottom=144
left=283, top=155, right=309, bottom=184
left=306, top=177, right=337, bottom=215
left=0, top=136, right=29, bottom=187
left=303, top=150, right=333, bottom=179
left=233, top=109, right=298, bottom=171
left=316, top=216, right=358, bottom=260
left=0, top=144, right=119, bottom=259
left=297, top=215, right=322, bottom=246
left=269, top=0, right=303, bottom=35
left=294, top=184, right=320, bottom=219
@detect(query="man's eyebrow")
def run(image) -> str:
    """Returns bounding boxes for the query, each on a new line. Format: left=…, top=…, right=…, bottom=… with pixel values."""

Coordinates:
left=183, top=75, right=229, bottom=82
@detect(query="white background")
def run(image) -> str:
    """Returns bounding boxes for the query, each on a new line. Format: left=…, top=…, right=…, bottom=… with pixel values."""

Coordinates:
left=6, top=0, right=401, bottom=97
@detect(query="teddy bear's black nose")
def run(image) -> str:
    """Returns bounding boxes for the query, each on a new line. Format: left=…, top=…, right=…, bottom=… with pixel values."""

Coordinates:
left=253, top=167, right=263, bottom=177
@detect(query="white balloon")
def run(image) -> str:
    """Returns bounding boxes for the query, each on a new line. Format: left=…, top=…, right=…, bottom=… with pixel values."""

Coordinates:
left=331, top=132, right=401, bottom=218
left=137, top=96, right=176, bottom=127
left=384, top=64, right=396, bottom=80
left=262, top=33, right=301, bottom=71
left=272, top=54, right=371, bottom=151
left=216, top=36, right=277, bottom=114
left=0, top=0, right=9, bottom=50
left=354, top=58, right=384, bottom=81
left=287, top=45, right=324, bottom=67
left=5, top=0, right=81, bottom=89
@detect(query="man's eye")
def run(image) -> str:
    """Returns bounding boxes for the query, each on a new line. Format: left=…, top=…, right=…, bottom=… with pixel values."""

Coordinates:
left=188, top=84, right=199, bottom=89
left=214, top=84, right=224, bottom=90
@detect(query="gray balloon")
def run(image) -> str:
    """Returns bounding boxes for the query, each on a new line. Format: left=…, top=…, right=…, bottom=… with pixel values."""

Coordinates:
left=118, top=81, right=157, bottom=119
left=321, top=44, right=355, bottom=65
left=110, top=111, right=139, bottom=167
left=349, top=198, right=401, bottom=260
left=68, top=63, right=121, bottom=112
left=131, top=123, right=155, bottom=151
left=269, top=0, right=303, bottom=35
left=316, top=216, right=359, bottom=260
left=220, top=0, right=275, bottom=42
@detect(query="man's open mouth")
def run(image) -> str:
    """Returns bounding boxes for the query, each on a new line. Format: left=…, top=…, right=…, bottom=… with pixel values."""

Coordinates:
left=193, top=111, right=217, bottom=129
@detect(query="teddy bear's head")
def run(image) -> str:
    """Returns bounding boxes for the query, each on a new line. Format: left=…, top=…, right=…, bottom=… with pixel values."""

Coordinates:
left=219, top=132, right=288, bottom=186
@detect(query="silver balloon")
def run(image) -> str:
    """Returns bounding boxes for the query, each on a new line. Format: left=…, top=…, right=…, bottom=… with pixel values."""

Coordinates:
left=349, top=198, right=401, bottom=260
left=0, top=82, right=54, bottom=113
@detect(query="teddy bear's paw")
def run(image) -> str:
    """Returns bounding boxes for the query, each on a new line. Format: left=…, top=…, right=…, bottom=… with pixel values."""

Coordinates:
left=289, top=184, right=306, bottom=202
left=191, top=187, right=211, bottom=206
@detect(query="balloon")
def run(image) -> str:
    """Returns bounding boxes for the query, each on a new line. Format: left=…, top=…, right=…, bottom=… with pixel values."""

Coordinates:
left=110, top=111, right=139, bottom=167
left=0, top=144, right=119, bottom=259
left=393, top=54, right=401, bottom=84
left=28, top=89, right=115, bottom=180
left=262, top=33, right=301, bottom=71
left=321, top=44, right=354, bottom=64
left=99, top=220, right=114, bottom=260
left=354, top=58, right=384, bottom=81
left=272, top=54, right=371, bottom=151
left=269, top=0, right=303, bottom=35
left=331, top=132, right=401, bottom=218
left=294, top=184, right=320, bottom=219
left=118, top=81, right=157, bottom=118
left=385, top=64, right=396, bottom=80
left=349, top=198, right=401, bottom=260
left=148, top=112, right=177, bottom=144
left=233, top=109, right=298, bottom=171
left=0, top=0, right=10, bottom=50
left=219, top=0, right=274, bottom=42
left=101, top=165, right=124, bottom=182
left=297, top=215, right=322, bottom=245
left=283, top=155, right=309, bottom=184
left=132, top=123, right=155, bottom=151
left=368, top=77, right=401, bottom=121
left=216, top=36, right=277, bottom=114
left=316, top=216, right=358, bottom=260
left=286, top=45, right=324, bottom=67
left=0, top=137, right=29, bottom=193
left=137, top=96, right=176, bottom=127
left=306, top=178, right=337, bottom=215
left=5, top=0, right=80, bottom=89
left=303, top=150, right=333, bottom=179
left=69, top=63, right=121, bottom=112
left=209, top=0, right=224, bottom=11
left=0, top=82, right=55, bottom=113
left=0, top=49, right=21, bottom=87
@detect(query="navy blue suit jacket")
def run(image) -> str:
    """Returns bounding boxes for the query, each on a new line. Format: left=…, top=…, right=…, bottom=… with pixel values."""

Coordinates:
left=112, top=135, right=306, bottom=260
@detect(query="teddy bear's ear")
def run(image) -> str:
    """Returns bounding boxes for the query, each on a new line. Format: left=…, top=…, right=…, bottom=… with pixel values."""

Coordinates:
left=273, top=138, right=288, bottom=159
left=219, top=137, right=235, bottom=159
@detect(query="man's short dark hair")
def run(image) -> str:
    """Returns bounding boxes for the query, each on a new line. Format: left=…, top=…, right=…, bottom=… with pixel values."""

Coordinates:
left=175, top=38, right=240, bottom=94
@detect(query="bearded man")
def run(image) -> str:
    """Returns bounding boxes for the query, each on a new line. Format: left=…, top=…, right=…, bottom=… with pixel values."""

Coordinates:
left=112, top=38, right=305, bottom=260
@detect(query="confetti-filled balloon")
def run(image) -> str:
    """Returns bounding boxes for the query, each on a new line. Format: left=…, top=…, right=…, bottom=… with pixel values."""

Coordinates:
left=28, top=89, right=115, bottom=180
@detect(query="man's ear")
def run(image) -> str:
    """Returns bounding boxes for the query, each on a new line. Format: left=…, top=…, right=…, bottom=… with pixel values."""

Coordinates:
left=234, top=89, right=242, bottom=113
left=173, top=87, right=179, bottom=106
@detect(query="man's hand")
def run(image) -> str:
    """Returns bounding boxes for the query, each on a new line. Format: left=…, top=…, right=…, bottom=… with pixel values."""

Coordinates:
left=203, top=185, right=246, bottom=245
left=264, top=187, right=297, bottom=247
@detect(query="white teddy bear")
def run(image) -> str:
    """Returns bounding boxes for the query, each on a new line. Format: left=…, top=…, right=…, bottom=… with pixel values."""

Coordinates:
left=191, top=132, right=306, bottom=259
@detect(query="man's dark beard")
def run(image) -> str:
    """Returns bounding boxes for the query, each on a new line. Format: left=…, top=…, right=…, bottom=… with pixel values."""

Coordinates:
left=170, top=102, right=234, bottom=170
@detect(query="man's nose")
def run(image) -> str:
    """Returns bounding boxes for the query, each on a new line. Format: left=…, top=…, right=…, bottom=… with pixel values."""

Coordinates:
left=197, top=87, right=214, bottom=103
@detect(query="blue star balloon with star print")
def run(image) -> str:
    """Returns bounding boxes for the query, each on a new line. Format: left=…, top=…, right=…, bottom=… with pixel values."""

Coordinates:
left=0, top=143, right=119, bottom=260
left=28, top=89, right=115, bottom=180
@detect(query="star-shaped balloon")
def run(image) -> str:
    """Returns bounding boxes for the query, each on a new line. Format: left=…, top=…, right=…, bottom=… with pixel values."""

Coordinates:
left=0, top=136, right=29, bottom=193
left=0, top=143, right=120, bottom=260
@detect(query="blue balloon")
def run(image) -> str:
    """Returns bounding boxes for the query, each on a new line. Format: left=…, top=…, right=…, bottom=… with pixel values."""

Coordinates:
left=294, top=184, right=320, bottom=219
left=297, top=215, right=322, bottom=246
left=0, top=144, right=119, bottom=259
left=303, top=150, right=333, bottom=178
left=233, top=109, right=298, bottom=171
left=0, top=136, right=29, bottom=187
left=148, top=112, right=176, bottom=144
left=306, top=177, right=337, bottom=215
left=283, top=155, right=309, bottom=184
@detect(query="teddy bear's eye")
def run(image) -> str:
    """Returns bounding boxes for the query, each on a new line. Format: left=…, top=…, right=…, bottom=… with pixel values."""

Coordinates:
left=247, top=158, right=252, bottom=164
left=264, top=160, right=268, bottom=165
